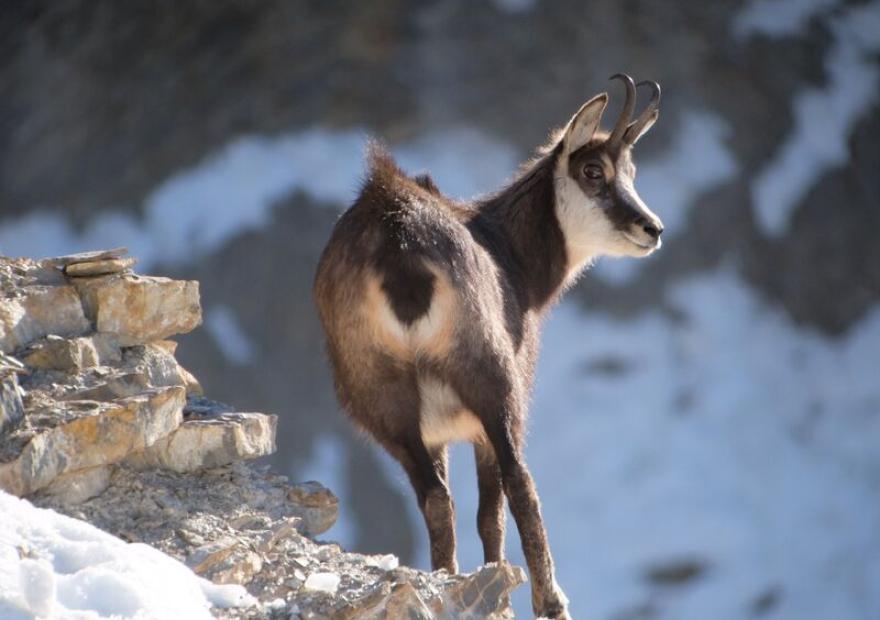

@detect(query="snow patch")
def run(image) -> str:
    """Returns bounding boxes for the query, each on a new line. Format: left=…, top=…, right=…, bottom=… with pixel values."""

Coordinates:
left=749, top=1, right=880, bottom=236
left=733, top=0, right=838, bottom=39
left=0, top=491, right=255, bottom=619
left=491, top=0, right=537, bottom=14
left=303, top=571, right=340, bottom=594
left=0, top=127, right=517, bottom=270
left=204, top=305, right=257, bottom=365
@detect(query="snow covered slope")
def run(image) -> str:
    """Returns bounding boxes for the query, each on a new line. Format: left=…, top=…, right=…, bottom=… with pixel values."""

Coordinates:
left=0, top=491, right=254, bottom=619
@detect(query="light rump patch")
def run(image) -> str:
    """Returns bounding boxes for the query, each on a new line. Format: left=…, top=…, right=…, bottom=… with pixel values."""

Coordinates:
left=362, top=265, right=457, bottom=361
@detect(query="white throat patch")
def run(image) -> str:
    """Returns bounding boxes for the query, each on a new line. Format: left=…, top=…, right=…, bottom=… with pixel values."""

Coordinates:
left=553, top=157, right=632, bottom=281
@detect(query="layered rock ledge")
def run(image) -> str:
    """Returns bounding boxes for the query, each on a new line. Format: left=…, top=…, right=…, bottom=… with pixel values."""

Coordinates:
left=0, top=250, right=524, bottom=619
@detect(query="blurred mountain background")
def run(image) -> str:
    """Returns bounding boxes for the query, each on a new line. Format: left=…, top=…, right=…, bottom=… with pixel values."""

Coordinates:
left=2, top=1, right=879, bottom=618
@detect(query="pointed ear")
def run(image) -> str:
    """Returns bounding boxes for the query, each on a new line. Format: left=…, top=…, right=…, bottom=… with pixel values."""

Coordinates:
left=562, top=93, right=608, bottom=156
left=624, top=109, right=659, bottom=145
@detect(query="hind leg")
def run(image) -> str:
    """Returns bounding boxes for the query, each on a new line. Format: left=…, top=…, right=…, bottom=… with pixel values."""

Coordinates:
left=349, top=368, right=457, bottom=573
left=475, top=442, right=505, bottom=563
left=385, top=436, right=457, bottom=573
left=445, top=351, right=569, bottom=619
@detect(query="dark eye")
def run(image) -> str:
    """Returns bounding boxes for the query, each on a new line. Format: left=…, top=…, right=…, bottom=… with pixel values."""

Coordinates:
left=583, top=164, right=604, bottom=180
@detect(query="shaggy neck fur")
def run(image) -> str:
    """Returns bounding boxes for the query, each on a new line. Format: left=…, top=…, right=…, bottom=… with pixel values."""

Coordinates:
left=475, top=146, right=575, bottom=311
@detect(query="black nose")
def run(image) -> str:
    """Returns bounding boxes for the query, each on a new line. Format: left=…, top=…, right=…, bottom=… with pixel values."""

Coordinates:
left=643, top=222, right=663, bottom=239
left=634, top=215, right=663, bottom=239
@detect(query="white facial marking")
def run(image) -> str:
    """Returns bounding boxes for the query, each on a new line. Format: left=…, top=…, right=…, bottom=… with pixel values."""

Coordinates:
left=418, top=377, right=486, bottom=447
left=553, top=157, right=636, bottom=280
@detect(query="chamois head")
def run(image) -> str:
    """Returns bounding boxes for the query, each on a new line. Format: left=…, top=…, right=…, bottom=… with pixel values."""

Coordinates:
left=554, top=73, right=664, bottom=274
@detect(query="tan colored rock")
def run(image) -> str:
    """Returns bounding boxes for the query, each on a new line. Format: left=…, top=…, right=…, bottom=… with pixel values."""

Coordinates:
left=0, top=285, right=91, bottom=353
left=76, top=274, right=201, bottom=346
left=187, top=537, right=239, bottom=574
left=187, top=537, right=263, bottom=585
left=0, top=386, right=185, bottom=496
left=66, top=372, right=151, bottom=401
left=0, top=372, right=24, bottom=435
left=287, top=480, right=340, bottom=536
left=125, top=412, right=276, bottom=473
left=342, top=582, right=433, bottom=620
left=64, top=257, right=136, bottom=277
left=433, top=561, right=526, bottom=620
left=40, top=465, right=111, bottom=504
left=256, top=517, right=301, bottom=553
left=179, top=365, right=203, bottom=395
left=152, top=340, right=178, bottom=355
left=22, top=335, right=100, bottom=371
left=124, top=343, right=193, bottom=390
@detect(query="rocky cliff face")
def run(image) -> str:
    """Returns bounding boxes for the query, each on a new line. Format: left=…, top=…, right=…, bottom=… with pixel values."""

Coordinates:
left=0, top=251, right=523, bottom=619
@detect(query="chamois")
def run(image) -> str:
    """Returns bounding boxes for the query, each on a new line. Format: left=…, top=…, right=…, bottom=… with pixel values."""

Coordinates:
left=314, top=74, right=663, bottom=619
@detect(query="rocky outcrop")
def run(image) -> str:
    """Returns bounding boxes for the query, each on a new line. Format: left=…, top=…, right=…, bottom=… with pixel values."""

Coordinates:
left=0, top=250, right=277, bottom=498
left=1, top=249, right=524, bottom=619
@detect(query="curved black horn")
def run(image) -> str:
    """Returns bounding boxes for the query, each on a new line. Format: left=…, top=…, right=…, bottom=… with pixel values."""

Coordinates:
left=625, top=80, right=661, bottom=144
left=607, top=73, right=636, bottom=149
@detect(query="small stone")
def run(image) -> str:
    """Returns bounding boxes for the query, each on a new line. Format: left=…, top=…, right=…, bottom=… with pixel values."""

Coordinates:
left=340, top=582, right=432, bottom=620
left=436, top=561, right=527, bottom=619
left=176, top=529, right=206, bottom=547
left=64, top=257, right=137, bottom=278
left=39, top=465, right=111, bottom=505
left=286, top=481, right=339, bottom=537
left=364, top=554, right=399, bottom=571
left=188, top=538, right=263, bottom=585
left=43, top=247, right=128, bottom=267
left=0, top=352, right=27, bottom=374
left=257, top=517, right=301, bottom=553
left=303, top=572, right=340, bottom=595
left=125, top=412, right=276, bottom=473
left=0, top=285, right=91, bottom=353
left=122, top=343, right=202, bottom=395
left=231, top=514, right=271, bottom=530
left=178, top=365, right=203, bottom=396
left=22, top=335, right=100, bottom=371
left=188, top=537, right=239, bottom=574
left=0, top=372, right=24, bottom=435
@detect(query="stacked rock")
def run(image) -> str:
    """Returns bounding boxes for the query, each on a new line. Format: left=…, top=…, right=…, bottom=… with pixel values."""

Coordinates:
left=0, top=249, right=276, bottom=502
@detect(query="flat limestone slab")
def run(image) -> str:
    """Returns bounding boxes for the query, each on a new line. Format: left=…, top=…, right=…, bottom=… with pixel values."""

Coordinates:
left=64, top=257, right=137, bottom=277
left=0, top=285, right=91, bottom=353
left=126, top=412, right=276, bottom=473
left=0, top=386, right=185, bottom=496
left=76, top=274, right=201, bottom=346
left=43, top=247, right=129, bottom=267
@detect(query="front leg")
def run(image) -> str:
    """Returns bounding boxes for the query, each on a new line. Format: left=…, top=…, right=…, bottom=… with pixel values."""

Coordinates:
left=488, top=421, right=570, bottom=619
left=448, top=360, right=569, bottom=619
